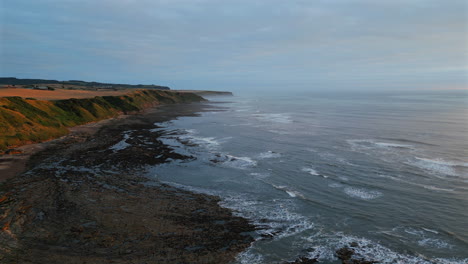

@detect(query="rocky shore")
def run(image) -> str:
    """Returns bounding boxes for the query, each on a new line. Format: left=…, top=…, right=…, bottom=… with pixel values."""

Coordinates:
left=0, top=102, right=255, bottom=263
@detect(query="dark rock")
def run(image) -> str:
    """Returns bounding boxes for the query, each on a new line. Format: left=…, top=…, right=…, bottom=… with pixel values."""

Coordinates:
left=5, top=149, right=23, bottom=155
left=336, top=246, right=378, bottom=264
left=350, top=242, right=359, bottom=247
left=285, top=256, right=319, bottom=264
left=336, top=247, right=355, bottom=260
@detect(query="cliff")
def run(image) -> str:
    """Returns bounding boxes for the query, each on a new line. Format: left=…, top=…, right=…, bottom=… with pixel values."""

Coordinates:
left=0, top=90, right=205, bottom=152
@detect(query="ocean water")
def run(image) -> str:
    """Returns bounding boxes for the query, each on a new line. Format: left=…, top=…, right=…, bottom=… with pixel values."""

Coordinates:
left=146, top=90, right=468, bottom=263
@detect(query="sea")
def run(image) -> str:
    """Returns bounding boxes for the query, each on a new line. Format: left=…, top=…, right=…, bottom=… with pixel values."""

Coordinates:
left=146, top=90, right=468, bottom=263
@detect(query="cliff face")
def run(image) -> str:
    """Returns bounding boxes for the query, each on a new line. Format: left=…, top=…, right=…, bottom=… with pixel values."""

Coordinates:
left=0, top=90, right=205, bottom=151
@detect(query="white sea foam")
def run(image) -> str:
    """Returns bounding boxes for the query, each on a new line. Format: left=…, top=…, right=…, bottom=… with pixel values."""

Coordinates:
left=258, top=151, right=282, bottom=159
left=409, top=157, right=468, bottom=177
left=303, top=233, right=466, bottom=264
left=389, top=226, right=454, bottom=250
left=249, top=172, right=270, bottom=179
left=302, top=167, right=320, bottom=176
left=252, top=113, right=293, bottom=124
left=158, top=180, right=221, bottom=196
left=184, top=129, right=197, bottom=134
left=418, top=238, right=452, bottom=249
left=374, top=142, right=414, bottom=149
left=220, top=195, right=314, bottom=239
left=150, top=121, right=173, bottom=131
left=318, top=152, right=355, bottom=166
left=328, top=182, right=344, bottom=188
left=236, top=249, right=264, bottom=264
left=272, top=184, right=305, bottom=199
left=267, top=129, right=290, bottom=135
left=347, top=139, right=414, bottom=150
left=343, top=187, right=383, bottom=200
left=338, top=176, right=349, bottom=181
left=109, top=132, right=131, bottom=151
left=177, top=134, right=220, bottom=148
left=217, top=155, right=257, bottom=169
left=420, top=184, right=455, bottom=192
left=421, top=227, right=439, bottom=234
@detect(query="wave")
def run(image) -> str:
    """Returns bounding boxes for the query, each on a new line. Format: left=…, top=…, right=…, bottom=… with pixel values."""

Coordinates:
left=388, top=226, right=454, bottom=250
left=328, top=182, right=344, bottom=188
left=180, top=135, right=221, bottom=148
left=272, top=184, right=306, bottom=199
left=318, top=152, right=355, bottom=166
left=302, top=233, right=467, bottom=264
left=252, top=113, right=293, bottom=124
left=347, top=139, right=414, bottom=150
left=258, top=151, right=282, bottom=159
left=377, top=174, right=456, bottom=192
left=157, top=181, right=461, bottom=264
left=236, top=249, right=264, bottom=264
left=378, top=137, right=438, bottom=146
left=408, top=157, right=468, bottom=177
left=418, top=238, right=452, bottom=249
left=374, top=142, right=414, bottom=148
left=220, top=194, right=314, bottom=241
left=343, top=187, right=383, bottom=200
left=249, top=172, right=270, bottom=179
left=210, top=154, right=257, bottom=169
left=415, top=157, right=468, bottom=167
left=301, top=167, right=321, bottom=176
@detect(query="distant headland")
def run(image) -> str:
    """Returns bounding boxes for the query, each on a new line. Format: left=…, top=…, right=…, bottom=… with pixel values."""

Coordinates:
left=0, top=77, right=170, bottom=91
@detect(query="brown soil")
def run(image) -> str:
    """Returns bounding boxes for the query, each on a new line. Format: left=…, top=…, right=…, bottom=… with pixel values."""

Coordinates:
left=0, top=103, right=255, bottom=263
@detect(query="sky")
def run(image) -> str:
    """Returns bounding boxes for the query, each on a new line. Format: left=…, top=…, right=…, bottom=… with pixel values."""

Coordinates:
left=0, top=0, right=467, bottom=91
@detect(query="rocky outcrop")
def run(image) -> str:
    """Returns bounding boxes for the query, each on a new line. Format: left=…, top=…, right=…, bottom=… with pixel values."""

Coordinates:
left=335, top=246, right=378, bottom=264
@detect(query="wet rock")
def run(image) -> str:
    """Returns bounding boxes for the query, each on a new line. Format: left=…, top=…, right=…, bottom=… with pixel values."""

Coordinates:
left=335, top=246, right=378, bottom=264
left=336, top=247, right=355, bottom=261
left=350, top=242, right=359, bottom=247
left=285, top=256, right=319, bottom=263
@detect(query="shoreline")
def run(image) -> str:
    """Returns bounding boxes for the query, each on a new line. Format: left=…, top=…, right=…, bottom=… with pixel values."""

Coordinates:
left=0, top=115, right=127, bottom=182
left=0, top=102, right=256, bottom=263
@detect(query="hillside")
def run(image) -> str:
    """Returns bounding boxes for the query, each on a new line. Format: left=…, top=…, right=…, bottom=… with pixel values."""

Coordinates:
left=0, top=90, right=205, bottom=152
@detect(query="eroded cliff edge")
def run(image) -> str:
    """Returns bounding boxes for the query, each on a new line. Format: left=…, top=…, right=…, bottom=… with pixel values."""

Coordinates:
left=0, top=90, right=205, bottom=152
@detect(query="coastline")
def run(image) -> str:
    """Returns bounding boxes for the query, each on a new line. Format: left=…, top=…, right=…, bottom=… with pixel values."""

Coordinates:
left=0, top=102, right=256, bottom=263
left=0, top=116, right=125, bottom=182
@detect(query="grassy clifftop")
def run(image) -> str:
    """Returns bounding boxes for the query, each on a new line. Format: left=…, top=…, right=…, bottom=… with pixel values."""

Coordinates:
left=0, top=90, right=205, bottom=152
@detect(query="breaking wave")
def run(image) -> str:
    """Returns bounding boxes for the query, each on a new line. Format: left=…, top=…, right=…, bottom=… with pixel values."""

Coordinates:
left=408, top=157, right=468, bottom=177
left=343, top=187, right=383, bottom=200
left=258, top=151, right=282, bottom=159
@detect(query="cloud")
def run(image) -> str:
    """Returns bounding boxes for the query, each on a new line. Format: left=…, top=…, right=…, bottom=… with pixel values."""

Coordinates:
left=1, top=0, right=467, bottom=90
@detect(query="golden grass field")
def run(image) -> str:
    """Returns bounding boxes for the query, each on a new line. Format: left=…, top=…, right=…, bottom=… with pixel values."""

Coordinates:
left=0, top=88, right=133, bottom=100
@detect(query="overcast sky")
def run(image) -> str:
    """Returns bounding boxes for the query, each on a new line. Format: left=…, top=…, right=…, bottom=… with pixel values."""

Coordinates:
left=1, top=0, right=467, bottom=91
